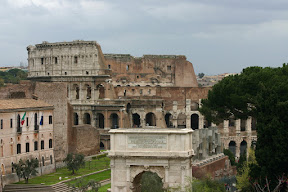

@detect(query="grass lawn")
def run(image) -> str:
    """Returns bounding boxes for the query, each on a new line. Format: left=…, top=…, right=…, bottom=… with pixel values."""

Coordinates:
left=98, top=183, right=111, bottom=192
left=67, top=170, right=111, bottom=185
left=15, top=157, right=110, bottom=185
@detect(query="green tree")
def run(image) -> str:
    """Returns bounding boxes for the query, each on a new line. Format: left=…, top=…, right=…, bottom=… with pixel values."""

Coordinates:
left=198, top=73, right=205, bottom=78
left=64, top=153, right=85, bottom=174
left=223, top=149, right=236, bottom=166
left=69, top=178, right=101, bottom=192
left=200, top=65, right=288, bottom=188
left=140, top=172, right=164, bottom=192
left=12, top=158, right=39, bottom=183
left=236, top=148, right=257, bottom=192
left=0, top=78, right=4, bottom=87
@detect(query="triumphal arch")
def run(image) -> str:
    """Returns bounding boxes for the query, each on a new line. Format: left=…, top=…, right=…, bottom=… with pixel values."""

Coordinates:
left=108, top=127, right=194, bottom=192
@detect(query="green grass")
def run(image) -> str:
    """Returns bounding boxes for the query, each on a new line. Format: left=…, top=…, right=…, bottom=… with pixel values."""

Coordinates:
left=67, top=170, right=111, bottom=185
left=98, top=183, right=111, bottom=192
left=15, top=157, right=110, bottom=185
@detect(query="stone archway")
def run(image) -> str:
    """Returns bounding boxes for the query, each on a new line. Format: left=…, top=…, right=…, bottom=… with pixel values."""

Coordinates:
left=165, top=113, right=172, bottom=128
left=132, top=113, right=141, bottom=127
left=191, top=114, right=199, bottom=130
left=110, top=113, right=119, bottom=129
left=229, top=141, right=236, bottom=157
left=132, top=171, right=164, bottom=192
left=96, top=113, right=104, bottom=128
left=145, top=112, right=156, bottom=126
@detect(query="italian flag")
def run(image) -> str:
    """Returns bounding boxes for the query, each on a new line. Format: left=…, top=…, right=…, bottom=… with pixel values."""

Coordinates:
left=21, top=112, right=26, bottom=125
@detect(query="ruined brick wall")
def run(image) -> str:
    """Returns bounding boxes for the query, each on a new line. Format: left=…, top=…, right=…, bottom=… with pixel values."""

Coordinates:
left=104, top=54, right=198, bottom=87
left=70, top=125, right=100, bottom=156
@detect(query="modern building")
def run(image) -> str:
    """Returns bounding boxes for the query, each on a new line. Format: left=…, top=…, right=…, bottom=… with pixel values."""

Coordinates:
left=0, top=99, right=55, bottom=185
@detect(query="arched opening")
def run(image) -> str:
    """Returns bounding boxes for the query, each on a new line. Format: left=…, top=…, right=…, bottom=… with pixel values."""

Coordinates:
left=132, top=171, right=163, bottom=192
left=74, top=113, right=79, bottom=125
left=85, top=84, right=91, bottom=99
left=177, top=113, right=186, bottom=128
left=165, top=113, right=172, bottom=128
left=132, top=113, right=141, bottom=127
left=100, top=142, right=105, bottom=150
left=73, top=84, right=80, bottom=100
left=240, top=140, right=247, bottom=155
left=251, top=117, right=257, bottom=130
left=96, top=113, right=104, bottom=128
left=241, top=119, right=246, bottom=131
left=191, top=114, right=199, bottom=130
left=96, top=84, right=105, bottom=99
left=228, top=141, right=236, bottom=157
left=126, top=103, right=131, bottom=113
left=145, top=112, right=156, bottom=126
left=110, top=113, right=119, bottom=129
left=83, top=113, right=91, bottom=124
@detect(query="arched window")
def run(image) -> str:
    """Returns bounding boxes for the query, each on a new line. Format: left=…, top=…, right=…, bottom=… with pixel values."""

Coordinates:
left=49, top=139, right=52, bottom=148
left=133, top=113, right=141, bottom=127
left=110, top=113, right=119, bottom=129
left=165, top=113, right=172, bottom=128
left=228, top=141, right=236, bottom=157
left=84, top=113, right=91, bottom=124
left=191, top=114, right=199, bottom=130
left=177, top=113, right=186, bottom=128
left=240, top=140, right=247, bottom=155
left=96, top=113, right=104, bottom=128
left=145, top=113, right=156, bottom=126
left=74, top=113, right=79, bottom=125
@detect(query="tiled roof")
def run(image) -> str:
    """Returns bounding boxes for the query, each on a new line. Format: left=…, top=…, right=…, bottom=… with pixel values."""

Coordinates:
left=0, top=99, right=53, bottom=110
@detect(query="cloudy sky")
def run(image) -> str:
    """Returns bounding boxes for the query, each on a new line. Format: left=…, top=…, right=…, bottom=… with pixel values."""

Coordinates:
left=1, top=0, right=288, bottom=74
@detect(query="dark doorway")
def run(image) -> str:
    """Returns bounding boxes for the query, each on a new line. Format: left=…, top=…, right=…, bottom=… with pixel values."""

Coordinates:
left=229, top=141, right=236, bottom=157
left=240, top=140, right=247, bottom=155
left=165, top=113, right=172, bottom=128
left=96, top=113, right=104, bottom=128
left=84, top=113, right=91, bottom=124
left=145, top=113, right=156, bottom=126
left=100, top=142, right=105, bottom=150
left=133, top=113, right=141, bottom=127
left=191, top=114, right=199, bottom=130
left=110, top=113, right=119, bottom=129
left=74, top=113, right=79, bottom=125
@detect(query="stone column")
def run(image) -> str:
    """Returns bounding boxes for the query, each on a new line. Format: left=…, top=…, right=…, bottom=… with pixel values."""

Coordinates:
left=235, top=119, right=241, bottom=135
left=223, top=120, right=229, bottom=136
left=199, top=114, right=204, bottom=129
left=186, top=114, right=190, bottom=129
left=246, top=117, right=252, bottom=134
left=79, top=82, right=83, bottom=102
left=186, top=99, right=191, bottom=112
left=105, top=110, right=109, bottom=129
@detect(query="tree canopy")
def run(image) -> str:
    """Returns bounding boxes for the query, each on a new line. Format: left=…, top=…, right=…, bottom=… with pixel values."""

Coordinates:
left=200, top=65, right=288, bottom=188
left=12, top=158, right=39, bottom=183
left=0, top=68, right=27, bottom=86
left=64, top=153, right=85, bottom=174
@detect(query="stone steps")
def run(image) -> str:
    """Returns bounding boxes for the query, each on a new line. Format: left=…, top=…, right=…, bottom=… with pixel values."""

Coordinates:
left=3, top=184, right=54, bottom=192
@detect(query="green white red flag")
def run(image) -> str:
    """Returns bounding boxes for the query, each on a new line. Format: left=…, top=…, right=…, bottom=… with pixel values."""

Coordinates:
left=21, top=112, right=26, bottom=125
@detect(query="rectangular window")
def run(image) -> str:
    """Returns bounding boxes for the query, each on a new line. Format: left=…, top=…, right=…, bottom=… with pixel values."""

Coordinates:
left=26, top=117, right=28, bottom=126
left=26, top=143, right=29, bottom=153
left=167, top=66, right=171, bottom=71
left=41, top=140, right=44, bottom=150
left=1, top=119, right=2, bottom=129
left=10, top=119, right=12, bottom=128
left=41, top=58, right=44, bottom=65
left=49, top=116, right=53, bottom=124
left=34, top=141, right=38, bottom=151
left=126, top=65, right=129, bottom=71
left=74, top=56, right=78, bottom=64
left=17, top=144, right=21, bottom=154
left=55, top=57, right=58, bottom=64
left=49, top=139, right=52, bottom=148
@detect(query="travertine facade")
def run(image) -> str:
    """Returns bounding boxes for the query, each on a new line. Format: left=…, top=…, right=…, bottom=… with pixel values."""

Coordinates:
left=0, top=99, right=55, bottom=185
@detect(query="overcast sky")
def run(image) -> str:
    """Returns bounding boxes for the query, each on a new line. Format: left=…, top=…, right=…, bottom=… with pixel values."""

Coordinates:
left=1, top=0, right=288, bottom=74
